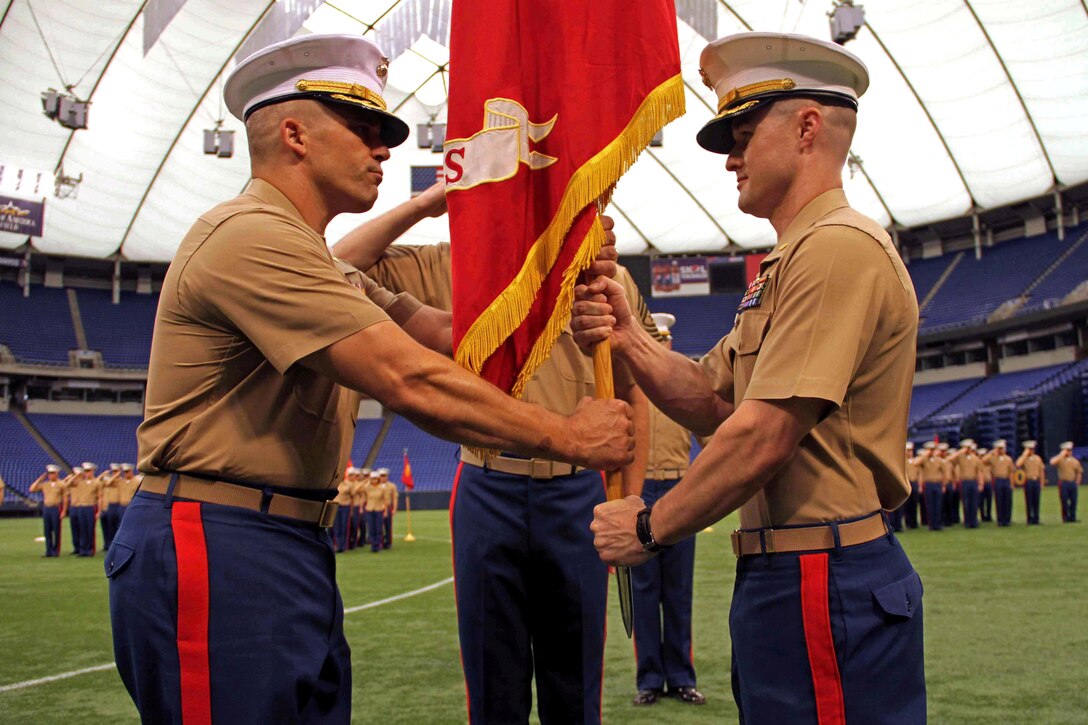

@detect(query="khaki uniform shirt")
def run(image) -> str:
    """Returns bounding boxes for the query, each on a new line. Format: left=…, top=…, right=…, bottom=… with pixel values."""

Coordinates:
left=381, top=481, right=398, bottom=511
left=365, top=244, right=648, bottom=452
left=137, top=179, right=422, bottom=491
left=987, top=453, right=1013, bottom=478
left=979, top=459, right=992, bottom=483
left=119, top=474, right=142, bottom=506
left=647, top=404, right=690, bottom=475
left=1055, top=455, right=1082, bottom=481
left=1017, top=453, right=1045, bottom=480
left=956, top=452, right=981, bottom=481
left=698, top=190, right=918, bottom=528
left=905, top=456, right=921, bottom=484
left=920, top=456, right=945, bottom=484
left=350, top=478, right=367, bottom=507
left=363, top=482, right=386, bottom=512
left=33, top=476, right=66, bottom=507
left=99, top=474, right=122, bottom=507
left=67, top=474, right=100, bottom=506
left=333, top=478, right=354, bottom=506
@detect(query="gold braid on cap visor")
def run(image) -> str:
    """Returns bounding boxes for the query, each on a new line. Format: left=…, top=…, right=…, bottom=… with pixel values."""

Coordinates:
left=715, top=77, right=796, bottom=117
left=295, top=79, right=388, bottom=111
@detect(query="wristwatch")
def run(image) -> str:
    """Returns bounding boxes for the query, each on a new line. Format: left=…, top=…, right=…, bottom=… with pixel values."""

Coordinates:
left=636, top=506, right=667, bottom=553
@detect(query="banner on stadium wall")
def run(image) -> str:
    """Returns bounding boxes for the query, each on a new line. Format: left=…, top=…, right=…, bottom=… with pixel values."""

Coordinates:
left=444, top=0, right=684, bottom=398
left=0, top=195, right=45, bottom=237
left=651, top=256, right=709, bottom=297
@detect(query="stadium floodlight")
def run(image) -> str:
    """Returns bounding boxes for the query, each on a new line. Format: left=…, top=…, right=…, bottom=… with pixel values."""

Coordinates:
left=416, top=124, right=432, bottom=148
left=650, top=130, right=663, bottom=147
left=828, top=1, right=865, bottom=45
left=203, top=121, right=235, bottom=158
left=40, top=88, right=89, bottom=130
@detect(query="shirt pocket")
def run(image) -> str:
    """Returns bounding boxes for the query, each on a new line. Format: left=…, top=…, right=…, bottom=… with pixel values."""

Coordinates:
left=871, top=569, right=924, bottom=621
left=291, top=371, right=346, bottom=424
left=730, top=311, right=771, bottom=392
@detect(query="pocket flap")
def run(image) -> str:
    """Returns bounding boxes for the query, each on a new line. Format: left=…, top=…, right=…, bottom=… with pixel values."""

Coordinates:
left=872, top=570, right=923, bottom=619
left=103, top=541, right=135, bottom=579
left=733, top=312, right=770, bottom=355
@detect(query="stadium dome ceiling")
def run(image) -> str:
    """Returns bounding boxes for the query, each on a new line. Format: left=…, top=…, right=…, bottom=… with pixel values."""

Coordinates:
left=0, top=0, right=1085, bottom=262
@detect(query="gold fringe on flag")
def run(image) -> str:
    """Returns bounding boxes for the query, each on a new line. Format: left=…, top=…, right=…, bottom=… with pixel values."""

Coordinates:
left=455, top=73, right=686, bottom=401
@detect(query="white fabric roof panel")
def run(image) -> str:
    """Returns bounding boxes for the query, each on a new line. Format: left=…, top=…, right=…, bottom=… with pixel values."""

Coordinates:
left=0, top=0, right=1084, bottom=262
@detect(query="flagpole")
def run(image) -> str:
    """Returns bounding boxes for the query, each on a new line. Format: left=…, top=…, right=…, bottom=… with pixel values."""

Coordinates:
left=403, top=494, right=416, bottom=542
left=590, top=202, right=635, bottom=638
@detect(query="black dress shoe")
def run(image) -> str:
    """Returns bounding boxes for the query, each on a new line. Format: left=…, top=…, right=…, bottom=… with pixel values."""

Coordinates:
left=668, top=686, right=706, bottom=704
left=632, top=689, right=662, bottom=706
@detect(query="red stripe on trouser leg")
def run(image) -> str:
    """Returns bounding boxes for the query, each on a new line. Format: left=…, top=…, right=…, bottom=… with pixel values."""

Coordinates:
left=800, top=553, right=846, bottom=725
left=172, top=502, right=212, bottom=725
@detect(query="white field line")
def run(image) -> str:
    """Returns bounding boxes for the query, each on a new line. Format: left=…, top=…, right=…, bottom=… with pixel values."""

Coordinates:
left=0, top=577, right=455, bottom=693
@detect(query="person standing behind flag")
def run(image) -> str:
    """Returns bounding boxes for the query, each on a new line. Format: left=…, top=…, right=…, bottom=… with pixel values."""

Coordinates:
left=336, top=210, right=654, bottom=723
left=1051, top=442, right=1082, bottom=522
left=572, top=32, right=926, bottom=722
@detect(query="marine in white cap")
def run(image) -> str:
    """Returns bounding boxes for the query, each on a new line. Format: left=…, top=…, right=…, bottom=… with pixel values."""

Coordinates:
left=1051, top=441, right=1082, bottom=522
left=982, top=440, right=1015, bottom=525
left=1016, top=440, right=1046, bottom=524
left=573, top=30, right=925, bottom=722
left=108, top=32, right=634, bottom=724
left=29, top=463, right=68, bottom=556
left=629, top=311, right=706, bottom=706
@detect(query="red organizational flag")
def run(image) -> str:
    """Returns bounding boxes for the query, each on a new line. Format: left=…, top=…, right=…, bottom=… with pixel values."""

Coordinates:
left=444, top=1, right=683, bottom=397
left=401, top=450, right=414, bottom=490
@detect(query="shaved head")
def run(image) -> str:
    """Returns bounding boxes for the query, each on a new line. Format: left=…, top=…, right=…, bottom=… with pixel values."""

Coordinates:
left=769, top=97, right=856, bottom=164
left=245, top=99, right=329, bottom=165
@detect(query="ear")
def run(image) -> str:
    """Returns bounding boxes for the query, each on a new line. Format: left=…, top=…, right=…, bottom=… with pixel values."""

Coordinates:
left=280, top=117, right=307, bottom=158
left=797, top=107, right=822, bottom=151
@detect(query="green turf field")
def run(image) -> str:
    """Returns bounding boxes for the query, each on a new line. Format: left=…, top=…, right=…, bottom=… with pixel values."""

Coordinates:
left=1, top=487, right=1085, bottom=723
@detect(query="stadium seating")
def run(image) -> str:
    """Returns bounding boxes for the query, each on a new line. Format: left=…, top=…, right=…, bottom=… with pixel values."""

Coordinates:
left=647, top=293, right=742, bottom=357
left=904, top=253, right=959, bottom=306
left=369, top=417, right=460, bottom=491
left=920, top=231, right=1071, bottom=331
left=1017, top=226, right=1088, bottom=316
left=0, top=412, right=55, bottom=501
left=27, top=414, right=141, bottom=468
left=0, top=281, right=77, bottom=364
left=77, top=288, right=158, bottom=368
left=908, top=377, right=983, bottom=425
left=346, top=417, right=385, bottom=471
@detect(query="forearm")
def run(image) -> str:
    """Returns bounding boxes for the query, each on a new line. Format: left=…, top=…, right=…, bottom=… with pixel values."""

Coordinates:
left=649, top=399, right=809, bottom=545
left=331, top=197, right=435, bottom=270
left=400, top=307, right=453, bottom=356
left=618, top=327, right=732, bottom=437
left=618, top=382, right=649, bottom=496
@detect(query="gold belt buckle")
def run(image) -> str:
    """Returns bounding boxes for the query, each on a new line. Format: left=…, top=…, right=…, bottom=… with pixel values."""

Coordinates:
left=319, top=500, right=338, bottom=528
left=730, top=530, right=742, bottom=557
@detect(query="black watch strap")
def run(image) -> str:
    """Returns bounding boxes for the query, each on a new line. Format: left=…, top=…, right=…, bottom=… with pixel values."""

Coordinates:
left=636, top=506, right=667, bottom=553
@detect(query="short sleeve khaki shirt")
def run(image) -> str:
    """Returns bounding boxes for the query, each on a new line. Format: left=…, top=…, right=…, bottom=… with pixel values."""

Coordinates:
left=1056, top=455, right=1082, bottom=481
left=137, top=179, right=419, bottom=490
left=699, top=190, right=919, bottom=528
left=647, top=404, right=691, bottom=473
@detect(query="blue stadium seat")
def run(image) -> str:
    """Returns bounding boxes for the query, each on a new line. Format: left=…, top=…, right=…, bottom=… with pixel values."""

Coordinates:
left=920, top=232, right=1070, bottom=332
left=369, top=417, right=460, bottom=491
left=905, top=254, right=958, bottom=305
left=647, top=293, right=742, bottom=357
left=28, top=414, right=141, bottom=468
left=0, top=281, right=77, bottom=364
left=908, top=378, right=983, bottom=425
left=0, top=412, right=56, bottom=501
left=77, top=288, right=158, bottom=368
